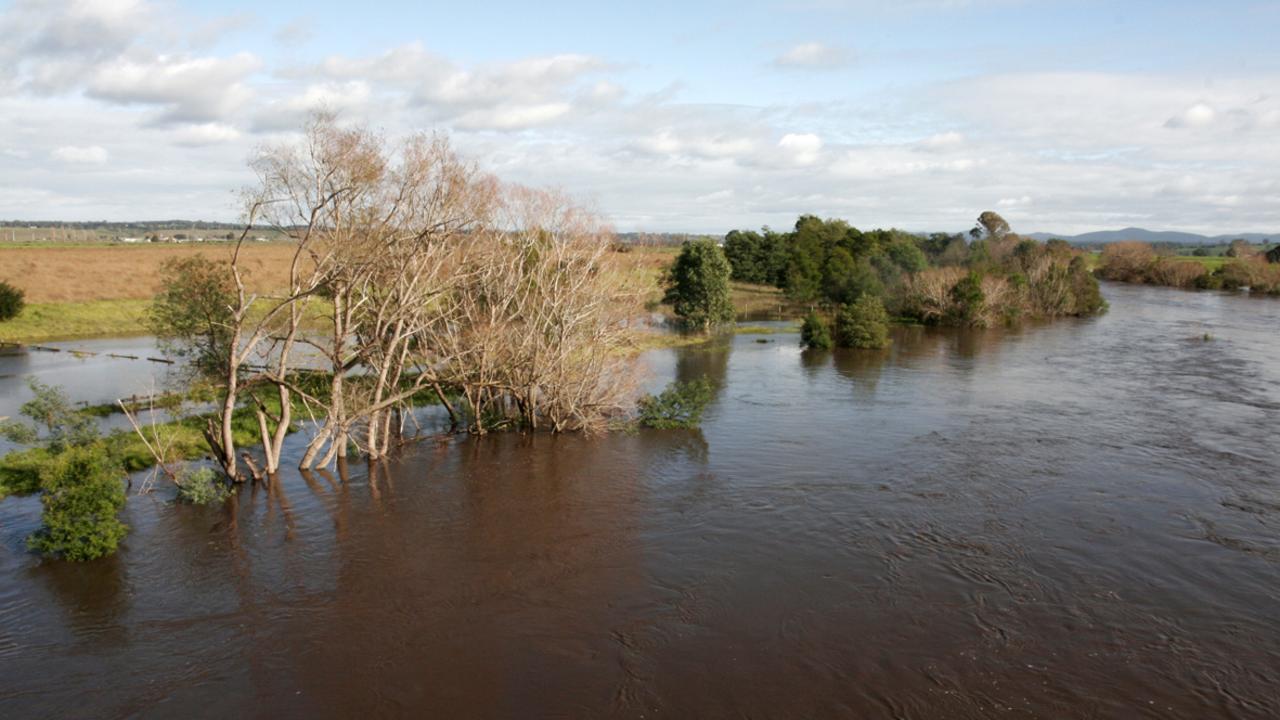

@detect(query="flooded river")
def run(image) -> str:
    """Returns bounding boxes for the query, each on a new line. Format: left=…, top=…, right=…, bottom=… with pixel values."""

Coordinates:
left=1, top=283, right=1278, bottom=718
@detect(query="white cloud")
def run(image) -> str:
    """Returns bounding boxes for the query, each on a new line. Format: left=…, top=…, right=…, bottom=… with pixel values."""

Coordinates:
left=778, top=133, right=823, bottom=165
left=51, top=145, right=109, bottom=164
left=88, top=52, right=260, bottom=123
left=1, top=1, right=1278, bottom=236
left=1165, top=102, right=1217, bottom=129
left=917, top=131, right=965, bottom=151
left=774, top=42, right=851, bottom=69
left=171, top=123, right=241, bottom=146
left=0, top=0, right=151, bottom=93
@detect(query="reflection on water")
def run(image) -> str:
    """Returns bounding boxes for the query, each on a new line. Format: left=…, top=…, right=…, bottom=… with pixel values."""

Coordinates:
left=1, top=283, right=1280, bottom=718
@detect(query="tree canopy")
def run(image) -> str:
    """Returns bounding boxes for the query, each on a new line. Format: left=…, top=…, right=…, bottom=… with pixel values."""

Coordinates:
left=663, top=239, right=736, bottom=330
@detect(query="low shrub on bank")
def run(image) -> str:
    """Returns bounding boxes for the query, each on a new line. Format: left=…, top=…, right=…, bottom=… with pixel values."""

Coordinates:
left=0, top=281, right=24, bottom=322
left=1099, top=242, right=1280, bottom=295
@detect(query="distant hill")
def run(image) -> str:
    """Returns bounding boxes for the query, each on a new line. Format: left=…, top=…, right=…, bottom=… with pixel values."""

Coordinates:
left=1026, top=227, right=1280, bottom=246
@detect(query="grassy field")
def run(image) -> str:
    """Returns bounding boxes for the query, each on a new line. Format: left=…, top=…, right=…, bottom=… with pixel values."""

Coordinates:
left=0, top=300, right=151, bottom=342
left=0, top=243, right=300, bottom=303
left=0, top=242, right=682, bottom=342
left=1174, top=255, right=1229, bottom=270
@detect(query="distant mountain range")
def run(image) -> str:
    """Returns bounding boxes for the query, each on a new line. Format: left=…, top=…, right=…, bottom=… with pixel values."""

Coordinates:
left=1026, top=227, right=1279, bottom=246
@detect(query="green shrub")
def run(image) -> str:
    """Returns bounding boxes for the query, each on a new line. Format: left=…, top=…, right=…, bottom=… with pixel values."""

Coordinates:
left=637, top=378, right=716, bottom=429
left=1, top=379, right=99, bottom=452
left=800, top=311, right=833, bottom=350
left=175, top=467, right=231, bottom=505
left=0, top=446, right=55, bottom=497
left=948, top=271, right=986, bottom=326
left=835, top=295, right=891, bottom=349
left=0, top=281, right=24, bottom=322
left=27, top=445, right=128, bottom=562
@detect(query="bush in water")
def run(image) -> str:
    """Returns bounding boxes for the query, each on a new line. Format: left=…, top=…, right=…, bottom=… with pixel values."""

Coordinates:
left=175, top=467, right=231, bottom=505
left=835, top=295, right=891, bottom=349
left=637, top=378, right=716, bottom=429
left=27, top=445, right=128, bottom=562
left=800, top=311, right=833, bottom=350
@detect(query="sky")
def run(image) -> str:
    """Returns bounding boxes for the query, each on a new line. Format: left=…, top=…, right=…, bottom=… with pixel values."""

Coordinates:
left=1, top=0, right=1278, bottom=235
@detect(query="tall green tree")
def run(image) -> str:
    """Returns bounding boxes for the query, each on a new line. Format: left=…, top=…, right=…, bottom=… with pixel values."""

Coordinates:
left=149, top=255, right=237, bottom=379
left=663, top=239, right=736, bottom=330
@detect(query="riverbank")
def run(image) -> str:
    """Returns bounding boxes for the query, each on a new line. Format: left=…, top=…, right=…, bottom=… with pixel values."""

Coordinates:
left=0, top=300, right=151, bottom=342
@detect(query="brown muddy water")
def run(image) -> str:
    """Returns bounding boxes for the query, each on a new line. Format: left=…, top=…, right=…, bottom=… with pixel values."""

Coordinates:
left=1, top=283, right=1279, bottom=719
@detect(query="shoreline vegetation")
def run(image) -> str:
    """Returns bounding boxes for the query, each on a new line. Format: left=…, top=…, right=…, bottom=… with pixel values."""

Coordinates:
left=1096, top=241, right=1280, bottom=294
left=719, top=210, right=1106, bottom=332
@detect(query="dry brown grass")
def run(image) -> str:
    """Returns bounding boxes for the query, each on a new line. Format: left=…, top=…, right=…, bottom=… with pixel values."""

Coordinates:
left=0, top=242, right=677, bottom=305
left=0, top=243, right=299, bottom=303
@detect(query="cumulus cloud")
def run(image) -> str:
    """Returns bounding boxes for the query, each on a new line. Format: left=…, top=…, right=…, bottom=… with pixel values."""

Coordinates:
left=87, top=52, right=260, bottom=124
left=315, top=45, right=606, bottom=131
left=774, top=42, right=851, bottom=69
left=1, top=0, right=1279, bottom=235
left=51, top=145, right=108, bottom=164
left=250, top=80, right=375, bottom=132
left=0, top=0, right=150, bottom=92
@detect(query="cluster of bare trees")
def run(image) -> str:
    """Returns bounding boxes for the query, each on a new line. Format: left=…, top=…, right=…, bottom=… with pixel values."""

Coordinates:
left=157, top=115, right=641, bottom=482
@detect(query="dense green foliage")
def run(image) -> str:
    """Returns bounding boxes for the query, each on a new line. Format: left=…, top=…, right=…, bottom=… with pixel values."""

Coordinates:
left=149, top=255, right=237, bottom=378
left=0, top=381, right=129, bottom=559
left=26, top=445, right=128, bottom=561
left=835, top=295, right=891, bottom=349
left=0, top=280, right=25, bottom=322
left=800, top=312, right=833, bottom=350
left=723, top=212, right=1106, bottom=327
left=947, top=271, right=986, bottom=326
left=176, top=467, right=231, bottom=505
left=663, top=239, right=736, bottom=330
left=0, top=447, right=53, bottom=497
left=723, top=229, right=789, bottom=285
left=637, top=378, right=716, bottom=429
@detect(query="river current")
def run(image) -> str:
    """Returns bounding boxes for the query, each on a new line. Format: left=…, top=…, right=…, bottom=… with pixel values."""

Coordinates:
left=1, top=282, right=1278, bottom=718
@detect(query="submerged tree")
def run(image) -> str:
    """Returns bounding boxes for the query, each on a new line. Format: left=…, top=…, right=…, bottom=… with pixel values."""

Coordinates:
left=0, top=381, right=126, bottom=561
left=663, top=239, right=736, bottom=331
left=150, top=113, right=644, bottom=477
left=27, top=446, right=128, bottom=562
left=835, top=295, right=891, bottom=349
left=800, top=311, right=833, bottom=350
